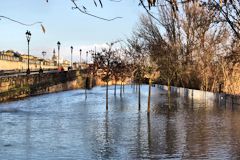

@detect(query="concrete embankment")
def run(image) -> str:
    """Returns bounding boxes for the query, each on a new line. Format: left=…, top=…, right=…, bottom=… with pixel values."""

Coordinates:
left=158, top=85, right=240, bottom=107
left=0, top=70, right=94, bottom=102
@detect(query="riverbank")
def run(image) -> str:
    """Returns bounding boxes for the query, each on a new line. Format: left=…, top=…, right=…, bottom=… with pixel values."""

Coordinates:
left=0, top=70, right=94, bottom=103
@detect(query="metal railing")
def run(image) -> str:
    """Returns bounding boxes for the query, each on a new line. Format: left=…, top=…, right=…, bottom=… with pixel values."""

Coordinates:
left=0, top=68, right=58, bottom=77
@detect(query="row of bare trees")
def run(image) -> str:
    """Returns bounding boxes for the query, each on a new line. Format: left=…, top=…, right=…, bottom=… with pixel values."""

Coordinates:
left=90, top=40, right=155, bottom=112
left=126, top=1, right=240, bottom=95
left=92, top=42, right=133, bottom=110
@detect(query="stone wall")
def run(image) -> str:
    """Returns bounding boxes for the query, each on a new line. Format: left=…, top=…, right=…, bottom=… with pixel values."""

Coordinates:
left=0, top=70, right=86, bottom=102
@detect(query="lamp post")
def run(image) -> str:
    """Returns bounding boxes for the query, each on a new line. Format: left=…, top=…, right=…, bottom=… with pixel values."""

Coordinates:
left=41, top=51, right=46, bottom=69
left=70, top=46, right=73, bottom=68
left=79, top=49, right=82, bottom=69
left=90, top=50, right=94, bottom=62
left=86, top=51, right=88, bottom=64
left=91, top=52, right=94, bottom=64
left=25, top=30, right=31, bottom=74
left=42, top=51, right=46, bottom=59
left=57, top=41, right=61, bottom=68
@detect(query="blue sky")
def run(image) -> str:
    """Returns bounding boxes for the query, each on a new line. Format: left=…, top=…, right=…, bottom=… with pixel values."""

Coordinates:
left=0, top=0, right=143, bottom=61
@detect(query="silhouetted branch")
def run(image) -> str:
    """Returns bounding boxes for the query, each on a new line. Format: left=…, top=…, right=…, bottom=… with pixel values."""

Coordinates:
left=139, top=0, right=161, bottom=23
left=70, top=0, right=122, bottom=21
left=0, top=16, right=42, bottom=26
left=208, top=0, right=240, bottom=39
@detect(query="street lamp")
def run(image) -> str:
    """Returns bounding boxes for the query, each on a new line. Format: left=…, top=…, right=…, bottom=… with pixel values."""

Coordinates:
left=57, top=41, right=61, bottom=68
left=42, top=51, right=46, bottom=59
left=25, top=30, right=31, bottom=74
left=70, top=46, right=73, bottom=68
left=41, top=51, right=46, bottom=70
left=86, top=51, right=88, bottom=64
left=79, top=49, right=82, bottom=69
left=90, top=50, right=94, bottom=62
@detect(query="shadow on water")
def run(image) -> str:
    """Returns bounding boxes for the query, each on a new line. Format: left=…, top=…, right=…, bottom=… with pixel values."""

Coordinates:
left=0, top=107, right=37, bottom=116
left=0, top=107, right=20, bottom=113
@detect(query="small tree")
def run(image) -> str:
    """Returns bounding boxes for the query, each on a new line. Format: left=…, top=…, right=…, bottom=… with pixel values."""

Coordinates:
left=145, top=66, right=155, bottom=114
left=93, top=42, right=119, bottom=110
left=134, top=65, right=145, bottom=110
left=110, top=59, right=121, bottom=96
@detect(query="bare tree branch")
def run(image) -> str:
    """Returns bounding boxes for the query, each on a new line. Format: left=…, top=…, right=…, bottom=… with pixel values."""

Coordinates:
left=0, top=16, right=42, bottom=26
left=139, top=0, right=162, bottom=23
left=70, top=0, right=122, bottom=21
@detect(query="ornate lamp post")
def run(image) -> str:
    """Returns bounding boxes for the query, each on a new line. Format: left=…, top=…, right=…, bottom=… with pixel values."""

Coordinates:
left=90, top=50, right=94, bottom=62
left=25, top=30, right=31, bottom=74
left=86, top=51, right=88, bottom=64
left=57, top=41, right=61, bottom=68
left=79, top=49, right=82, bottom=68
left=70, top=46, right=73, bottom=68
left=41, top=51, right=46, bottom=70
left=42, top=51, right=46, bottom=59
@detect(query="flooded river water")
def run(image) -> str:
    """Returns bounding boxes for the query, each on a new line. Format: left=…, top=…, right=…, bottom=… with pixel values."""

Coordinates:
left=0, top=85, right=240, bottom=159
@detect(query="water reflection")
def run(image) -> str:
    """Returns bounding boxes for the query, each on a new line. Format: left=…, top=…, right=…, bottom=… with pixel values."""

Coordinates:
left=0, top=85, right=240, bottom=159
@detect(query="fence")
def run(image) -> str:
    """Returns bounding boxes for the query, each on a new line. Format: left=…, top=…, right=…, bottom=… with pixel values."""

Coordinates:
left=157, top=85, right=240, bottom=107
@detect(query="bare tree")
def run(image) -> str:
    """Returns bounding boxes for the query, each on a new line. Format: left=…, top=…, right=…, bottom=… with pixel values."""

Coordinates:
left=128, top=0, right=239, bottom=95
left=93, top=41, right=120, bottom=110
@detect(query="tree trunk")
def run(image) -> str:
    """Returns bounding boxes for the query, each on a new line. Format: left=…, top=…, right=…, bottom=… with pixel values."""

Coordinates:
left=85, top=78, right=87, bottom=100
left=120, top=81, right=122, bottom=97
left=147, top=79, right=152, bottom=114
left=106, top=81, right=109, bottom=111
left=168, top=78, right=171, bottom=109
left=131, top=78, right=133, bottom=88
left=114, top=79, right=117, bottom=96
left=138, top=83, right=141, bottom=111
left=168, top=78, right=171, bottom=96
left=147, top=112, right=151, bottom=145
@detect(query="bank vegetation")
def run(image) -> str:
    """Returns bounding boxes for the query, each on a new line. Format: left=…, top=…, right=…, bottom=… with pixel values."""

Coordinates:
left=127, top=1, right=240, bottom=95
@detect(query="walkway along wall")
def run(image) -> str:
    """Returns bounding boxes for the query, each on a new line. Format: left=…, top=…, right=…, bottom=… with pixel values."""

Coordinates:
left=158, top=85, right=240, bottom=107
left=0, top=70, right=93, bottom=102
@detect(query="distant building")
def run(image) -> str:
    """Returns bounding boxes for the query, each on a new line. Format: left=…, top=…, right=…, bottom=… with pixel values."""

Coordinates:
left=62, top=60, right=70, bottom=66
left=0, top=50, right=22, bottom=61
left=0, top=49, right=70, bottom=70
left=52, top=49, right=58, bottom=66
left=52, top=49, right=57, bottom=61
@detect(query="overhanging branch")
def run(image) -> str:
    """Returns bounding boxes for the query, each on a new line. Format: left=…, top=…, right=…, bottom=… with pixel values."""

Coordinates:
left=0, top=16, right=42, bottom=26
left=70, top=0, right=122, bottom=21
